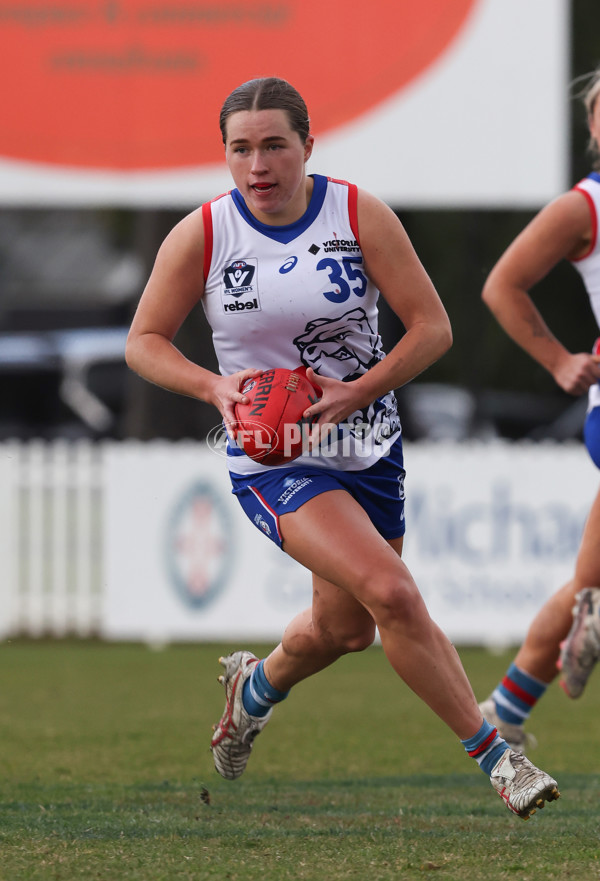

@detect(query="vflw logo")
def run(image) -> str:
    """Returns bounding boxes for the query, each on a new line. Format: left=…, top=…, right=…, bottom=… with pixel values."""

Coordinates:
left=221, top=258, right=261, bottom=313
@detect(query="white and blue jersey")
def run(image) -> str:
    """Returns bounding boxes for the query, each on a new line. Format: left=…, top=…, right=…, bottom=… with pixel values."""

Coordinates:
left=572, top=172, right=600, bottom=331
left=201, top=174, right=401, bottom=475
left=572, top=172, right=600, bottom=466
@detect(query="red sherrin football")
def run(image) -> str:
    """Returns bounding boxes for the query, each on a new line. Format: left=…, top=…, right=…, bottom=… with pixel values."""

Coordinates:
left=233, top=367, right=322, bottom=466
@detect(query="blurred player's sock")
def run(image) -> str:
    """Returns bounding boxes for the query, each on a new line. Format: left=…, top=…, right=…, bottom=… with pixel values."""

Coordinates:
left=242, top=659, right=289, bottom=718
left=492, top=663, right=547, bottom=724
left=462, top=718, right=509, bottom=775
left=479, top=696, right=535, bottom=754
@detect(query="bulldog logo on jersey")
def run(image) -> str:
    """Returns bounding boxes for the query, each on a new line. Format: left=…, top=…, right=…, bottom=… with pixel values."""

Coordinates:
left=221, top=258, right=261, bottom=313
left=293, top=307, right=379, bottom=381
left=293, top=307, right=400, bottom=447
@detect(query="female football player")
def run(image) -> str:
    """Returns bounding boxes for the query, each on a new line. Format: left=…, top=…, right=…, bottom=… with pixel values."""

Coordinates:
left=126, top=76, right=559, bottom=818
left=479, top=67, right=600, bottom=752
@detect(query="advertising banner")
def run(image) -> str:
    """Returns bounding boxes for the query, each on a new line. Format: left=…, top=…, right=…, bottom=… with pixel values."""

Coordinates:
left=0, top=0, right=568, bottom=207
left=103, top=440, right=594, bottom=646
left=403, top=442, right=593, bottom=645
left=103, top=442, right=313, bottom=642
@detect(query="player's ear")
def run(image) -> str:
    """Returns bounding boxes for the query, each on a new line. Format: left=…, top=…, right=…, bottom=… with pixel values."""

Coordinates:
left=304, top=135, right=314, bottom=163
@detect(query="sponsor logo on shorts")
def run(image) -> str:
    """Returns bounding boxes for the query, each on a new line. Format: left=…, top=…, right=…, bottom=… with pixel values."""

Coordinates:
left=398, top=471, right=406, bottom=501
left=254, top=513, right=272, bottom=535
left=398, top=471, right=406, bottom=521
left=277, top=476, right=313, bottom=505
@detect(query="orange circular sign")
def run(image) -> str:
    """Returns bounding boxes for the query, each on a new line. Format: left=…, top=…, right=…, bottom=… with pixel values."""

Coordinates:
left=0, top=0, right=478, bottom=170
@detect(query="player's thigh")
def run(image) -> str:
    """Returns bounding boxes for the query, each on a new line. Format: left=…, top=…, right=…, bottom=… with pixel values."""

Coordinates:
left=279, top=489, right=408, bottom=602
left=310, top=534, right=404, bottom=647
left=387, top=534, right=404, bottom=558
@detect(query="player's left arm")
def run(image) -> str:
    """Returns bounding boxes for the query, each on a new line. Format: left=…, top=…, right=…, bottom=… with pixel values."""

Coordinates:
left=349, top=188, right=452, bottom=405
left=304, top=189, right=451, bottom=424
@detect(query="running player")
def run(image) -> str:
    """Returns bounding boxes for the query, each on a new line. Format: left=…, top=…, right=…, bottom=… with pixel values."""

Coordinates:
left=126, top=76, right=559, bottom=818
left=479, top=67, right=600, bottom=752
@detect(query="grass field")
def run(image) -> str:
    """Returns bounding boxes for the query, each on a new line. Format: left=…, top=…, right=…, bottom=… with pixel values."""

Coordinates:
left=0, top=641, right=599, bottom=880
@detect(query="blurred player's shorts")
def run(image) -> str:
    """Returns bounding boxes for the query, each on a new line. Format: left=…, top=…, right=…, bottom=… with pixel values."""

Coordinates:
left=584, top=404, right=600, bottom=469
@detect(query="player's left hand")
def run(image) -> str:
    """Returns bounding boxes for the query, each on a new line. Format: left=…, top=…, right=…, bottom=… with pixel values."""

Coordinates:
left=302, top=367, right=367, bottom=446
left=553, top=352, right=600, bottom=396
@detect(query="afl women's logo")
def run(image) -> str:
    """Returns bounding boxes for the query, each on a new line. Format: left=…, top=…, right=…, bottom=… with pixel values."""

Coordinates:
left=165, top=482, right=233, bottom=609
left=223, top=259, right=257, bottom=294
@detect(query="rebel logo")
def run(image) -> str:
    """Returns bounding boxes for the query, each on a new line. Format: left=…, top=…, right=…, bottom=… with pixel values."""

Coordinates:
left=223, top=298, right=259, bottom=313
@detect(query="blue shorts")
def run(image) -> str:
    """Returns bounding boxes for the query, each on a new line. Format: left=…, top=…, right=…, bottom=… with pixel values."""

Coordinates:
left=584, top=405, right=600, bottom=469
left=230, top=437, right=407, bottom=549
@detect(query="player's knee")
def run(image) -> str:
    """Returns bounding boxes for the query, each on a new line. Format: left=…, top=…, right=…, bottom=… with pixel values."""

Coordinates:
left=336, top=623, right=376, bottom=654
left=312, top=616, right=376, bottom=655
left=366, top=570, right=422, bottom=629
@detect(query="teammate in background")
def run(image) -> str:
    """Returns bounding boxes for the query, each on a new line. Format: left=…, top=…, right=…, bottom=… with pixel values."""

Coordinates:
left=479, top=68, right=600, bottom=753
left=126, top=76, right=559, bottom=818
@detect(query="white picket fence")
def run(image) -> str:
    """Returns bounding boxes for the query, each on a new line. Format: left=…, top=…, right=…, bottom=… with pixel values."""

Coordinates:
left=0, top=440, right=103, bottom=637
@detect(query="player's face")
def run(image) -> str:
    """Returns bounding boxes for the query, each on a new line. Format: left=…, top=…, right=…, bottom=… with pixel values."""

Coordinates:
left=225, top=109, right=314, bottom=226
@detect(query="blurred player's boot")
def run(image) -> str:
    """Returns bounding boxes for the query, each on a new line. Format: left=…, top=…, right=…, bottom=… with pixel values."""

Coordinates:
left=558, top=588, right=600, bottom=698
left=478, top=697, right=537, bottom=755
left=489, top=749, right=560, bottom=819
left=211, top=651, right=272, bottom=780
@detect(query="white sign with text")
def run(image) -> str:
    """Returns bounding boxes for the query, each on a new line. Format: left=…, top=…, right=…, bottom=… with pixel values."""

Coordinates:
left=103, top=440, right=594, bottom=646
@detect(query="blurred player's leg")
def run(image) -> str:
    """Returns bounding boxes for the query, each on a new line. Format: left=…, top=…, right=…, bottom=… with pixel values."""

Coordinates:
left=482, top=486, right=600, bottom=751
left=478, top=697, right=537, bottom=754
left=559, top=487, right=600, bottom=696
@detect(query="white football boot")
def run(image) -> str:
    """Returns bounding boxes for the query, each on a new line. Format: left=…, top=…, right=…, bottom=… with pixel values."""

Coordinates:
left=479, top=697, right=537, bottom=755
left=490, top=749, right=559, bottom=819
left=558, top=588, right=600, bottom=698
left=210, top=651, right=272, bottom=780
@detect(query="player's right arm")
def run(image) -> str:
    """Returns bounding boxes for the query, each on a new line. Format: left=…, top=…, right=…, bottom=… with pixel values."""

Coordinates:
left=126, top=209, right=259, bottom=423
left=482, top=190, right=600, bottom=395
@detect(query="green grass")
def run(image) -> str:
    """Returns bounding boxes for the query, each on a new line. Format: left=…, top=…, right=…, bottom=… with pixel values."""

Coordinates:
left=0, top=641, right=599, bottom=880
